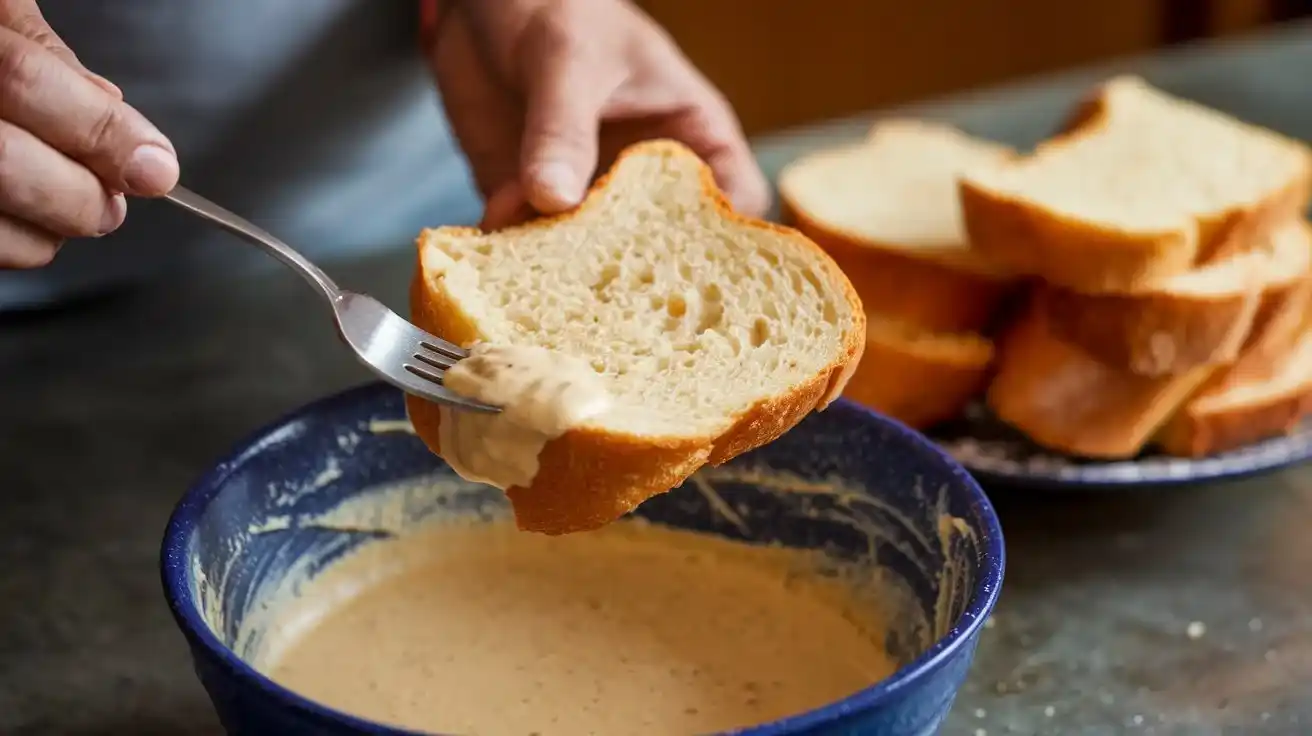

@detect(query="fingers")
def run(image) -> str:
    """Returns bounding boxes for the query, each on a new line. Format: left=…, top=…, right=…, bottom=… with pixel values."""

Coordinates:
left=667, top=88, right=770, bottom=217
left=0, top=0, right=121, bottom=98
left=517, top=11, right=620, bottom=214
left=0, top=26, right=177, bottom=196
left=428, top=3, right=522, bottom=200
left=0, top=212, right=62, bottom=269
left=0, top=119, right=124, bottom=237
left=479, top=181, right=538, bottom=231
left=702, top=139, right=770, bottom=218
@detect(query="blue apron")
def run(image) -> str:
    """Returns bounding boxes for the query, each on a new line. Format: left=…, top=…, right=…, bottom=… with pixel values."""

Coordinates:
left=0, top=0, right=481, bottom=309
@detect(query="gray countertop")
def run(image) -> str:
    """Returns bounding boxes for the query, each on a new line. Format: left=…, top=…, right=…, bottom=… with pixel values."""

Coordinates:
left=4, top=22, right=1312, bottom=736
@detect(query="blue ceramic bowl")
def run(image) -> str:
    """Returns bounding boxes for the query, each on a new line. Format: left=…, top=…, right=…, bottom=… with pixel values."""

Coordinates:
left=161, top=383, right=1005, bottom=736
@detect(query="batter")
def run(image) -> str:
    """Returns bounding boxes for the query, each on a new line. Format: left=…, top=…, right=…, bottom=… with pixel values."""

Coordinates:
left=257, top=520, right=897, bottom=735
left=437, top=342, right=613, bottom=490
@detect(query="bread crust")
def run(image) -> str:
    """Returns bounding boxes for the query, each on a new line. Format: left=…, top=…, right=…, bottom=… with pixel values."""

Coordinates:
left=841, top=319, right=994, bottom=429
left=406, top=140, right=866, bottom=535
left=986, top=294, right=1216, bottom=459
left=1225, top=273, right=1312, bottom=384
left=960, top=177, right=1197, bottom=294
left=782, top=201, right=1016, bottom=333
left=1039, top=220, right=1312, bottom=376
left=1040, top=282, right=1261, bottom=378
left=1157, top=380, right=1312, bottom=458
left=960, top=78, right=1312, bottom=293
left=1157, top=279, right=1312, bottom=457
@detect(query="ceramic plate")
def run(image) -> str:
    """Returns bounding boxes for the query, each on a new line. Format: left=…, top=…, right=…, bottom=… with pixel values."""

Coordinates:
left=928, top=403, right=1312, bottom=489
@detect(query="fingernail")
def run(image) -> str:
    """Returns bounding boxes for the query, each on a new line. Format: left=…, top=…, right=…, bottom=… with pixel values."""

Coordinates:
left=530, top=161, right=584, bottom=210
left=99, top=193, right=127, bottom=235
left=124, top=145, right=180, bottom=195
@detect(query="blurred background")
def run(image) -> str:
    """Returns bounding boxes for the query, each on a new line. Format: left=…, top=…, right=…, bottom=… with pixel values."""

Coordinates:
left=636, top=0, right=1312, bottom=135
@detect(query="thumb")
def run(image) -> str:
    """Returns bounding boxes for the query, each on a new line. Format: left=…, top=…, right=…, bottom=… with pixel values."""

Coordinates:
left=2, top=1, right=121, bottom=99
left=518, top=43, right=616, bottom=214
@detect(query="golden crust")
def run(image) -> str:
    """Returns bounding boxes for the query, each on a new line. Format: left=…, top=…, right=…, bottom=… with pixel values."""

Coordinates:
left=1040, top=219, right=1312, bottom=377
left=405, top=140, right=866, bottom=535
left=960, top=79, right=1312, bottom=293
left=840, top=319, right=994, bottom=430
left=1040, top=282, right=1261, bottom=378
left=1157, top=278, right=1312, bottom=457
left=781, top=200, right=1017, bottom=333
left=985, top=294, right=1216, bottom=459
left=1157, top=381, right=1312, bottom=458
left=959, top=176, right=1198, bottom=294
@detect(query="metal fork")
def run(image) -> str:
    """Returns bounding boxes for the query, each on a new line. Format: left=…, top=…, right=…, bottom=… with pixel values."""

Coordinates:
left=164, top=186, right=499, bottom=414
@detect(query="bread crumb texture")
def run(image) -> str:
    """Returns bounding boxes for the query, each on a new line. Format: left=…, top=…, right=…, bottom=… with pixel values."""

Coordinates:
left=408, top=140, right=864, bottom=533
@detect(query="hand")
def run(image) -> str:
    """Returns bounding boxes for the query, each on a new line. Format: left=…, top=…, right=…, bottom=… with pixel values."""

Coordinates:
left=0, top=0, right=178, bottom=268
left=426, top=0, right=769, bottom=230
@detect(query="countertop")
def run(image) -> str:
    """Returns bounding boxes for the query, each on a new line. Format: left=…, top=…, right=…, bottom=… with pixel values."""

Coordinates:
left=4, top=22, right=1312, bottom=736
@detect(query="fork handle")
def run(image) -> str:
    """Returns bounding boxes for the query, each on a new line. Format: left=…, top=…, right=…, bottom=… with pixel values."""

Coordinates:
left=164, top=186, right=341, bottom=302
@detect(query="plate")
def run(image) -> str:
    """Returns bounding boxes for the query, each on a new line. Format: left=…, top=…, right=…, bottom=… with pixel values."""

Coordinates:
left=928, top=404, right=1312, bottom=489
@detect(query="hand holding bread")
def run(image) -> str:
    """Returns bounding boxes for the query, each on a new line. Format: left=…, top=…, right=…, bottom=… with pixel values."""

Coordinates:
left=408, top=140, right=863, bottom=534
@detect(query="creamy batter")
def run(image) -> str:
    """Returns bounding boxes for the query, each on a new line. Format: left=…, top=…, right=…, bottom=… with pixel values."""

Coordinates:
left=437, top=342, right=612, bottom=489
left=258, top=521, right=897, bottom=735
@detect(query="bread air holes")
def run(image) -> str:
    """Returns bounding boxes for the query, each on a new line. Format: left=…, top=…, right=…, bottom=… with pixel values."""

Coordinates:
left=591, top=262, right=622, bottom=303
left=751, top=318, right=770, bottom=348
left=695, top=283, right=724, bottom=334
left=666, top=294, right=687, bottom=318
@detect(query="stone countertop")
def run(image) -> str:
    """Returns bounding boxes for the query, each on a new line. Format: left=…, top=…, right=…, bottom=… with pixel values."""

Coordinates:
left=3, top=22, right=1312, bottom=736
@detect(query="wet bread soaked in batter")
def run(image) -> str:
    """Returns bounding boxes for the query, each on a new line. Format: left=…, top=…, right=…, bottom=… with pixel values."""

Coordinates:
left=258, top=521, right=897, bottom=735
left=438, top=343, right=613, bottom=491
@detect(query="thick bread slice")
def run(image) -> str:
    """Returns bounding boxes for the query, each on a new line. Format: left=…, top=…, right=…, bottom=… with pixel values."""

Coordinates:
left=960, top=76, right=1312, bottom=292
left=1042, top=220, right=1312, bottom=376
left=406, top=140, right=865, bottom=535
left=1157, top=273, right=1312, bottom=456
left=779, top=120, right=1018, bottom=332
left=987, top=294, right=1216, bottom=459
left=842, top=314, right=994, bottom=429
left=1219, top=267, right=1312, bottom=390
left=1158, top=330, right=1312, bottom=457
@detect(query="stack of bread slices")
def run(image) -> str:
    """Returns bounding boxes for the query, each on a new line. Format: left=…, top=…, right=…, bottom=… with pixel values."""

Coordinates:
left=779, top=76, right=1312, bottom=459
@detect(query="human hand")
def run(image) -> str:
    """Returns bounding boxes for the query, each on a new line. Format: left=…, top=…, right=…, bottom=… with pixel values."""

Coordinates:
left=425, top=0, right=769, bottom=230
left=0, top=0, right=179, bottom=268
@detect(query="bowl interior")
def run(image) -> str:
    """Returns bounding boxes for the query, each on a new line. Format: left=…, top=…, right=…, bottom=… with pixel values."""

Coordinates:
left=165, top=384, right=1003, bottom=733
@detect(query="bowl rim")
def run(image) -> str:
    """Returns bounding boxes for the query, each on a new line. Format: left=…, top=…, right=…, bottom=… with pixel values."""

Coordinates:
left=161, top=381, right=1006, bottom=735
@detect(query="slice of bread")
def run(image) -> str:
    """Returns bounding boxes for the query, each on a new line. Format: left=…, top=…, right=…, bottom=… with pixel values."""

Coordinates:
left=778, top=120, right=1018, bottom=332
left=1042, top=220, right=1312, bottom=377
left=987, top=293, right=1217, bottom=459
left=842, top=314, right=994, bottom=429
left=960, top=76, right=1312, bottom=292
left=1158, top=329, right=1312, bottom=457
left=1219, top=267, right=1312, bottom=390
left=1157, top=273, right=1312, bottom=456
left=406, top=140, right=865, bottom=535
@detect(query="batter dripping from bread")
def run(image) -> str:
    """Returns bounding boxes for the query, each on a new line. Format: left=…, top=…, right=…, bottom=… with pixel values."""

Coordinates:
left=259, top=520, right=896, bottom=735
left=436, top=343, right=612, bottom=489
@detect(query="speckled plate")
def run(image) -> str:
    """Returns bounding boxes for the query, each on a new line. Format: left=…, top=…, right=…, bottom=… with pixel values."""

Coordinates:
left=928, top=404, right=1312, bottom=489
